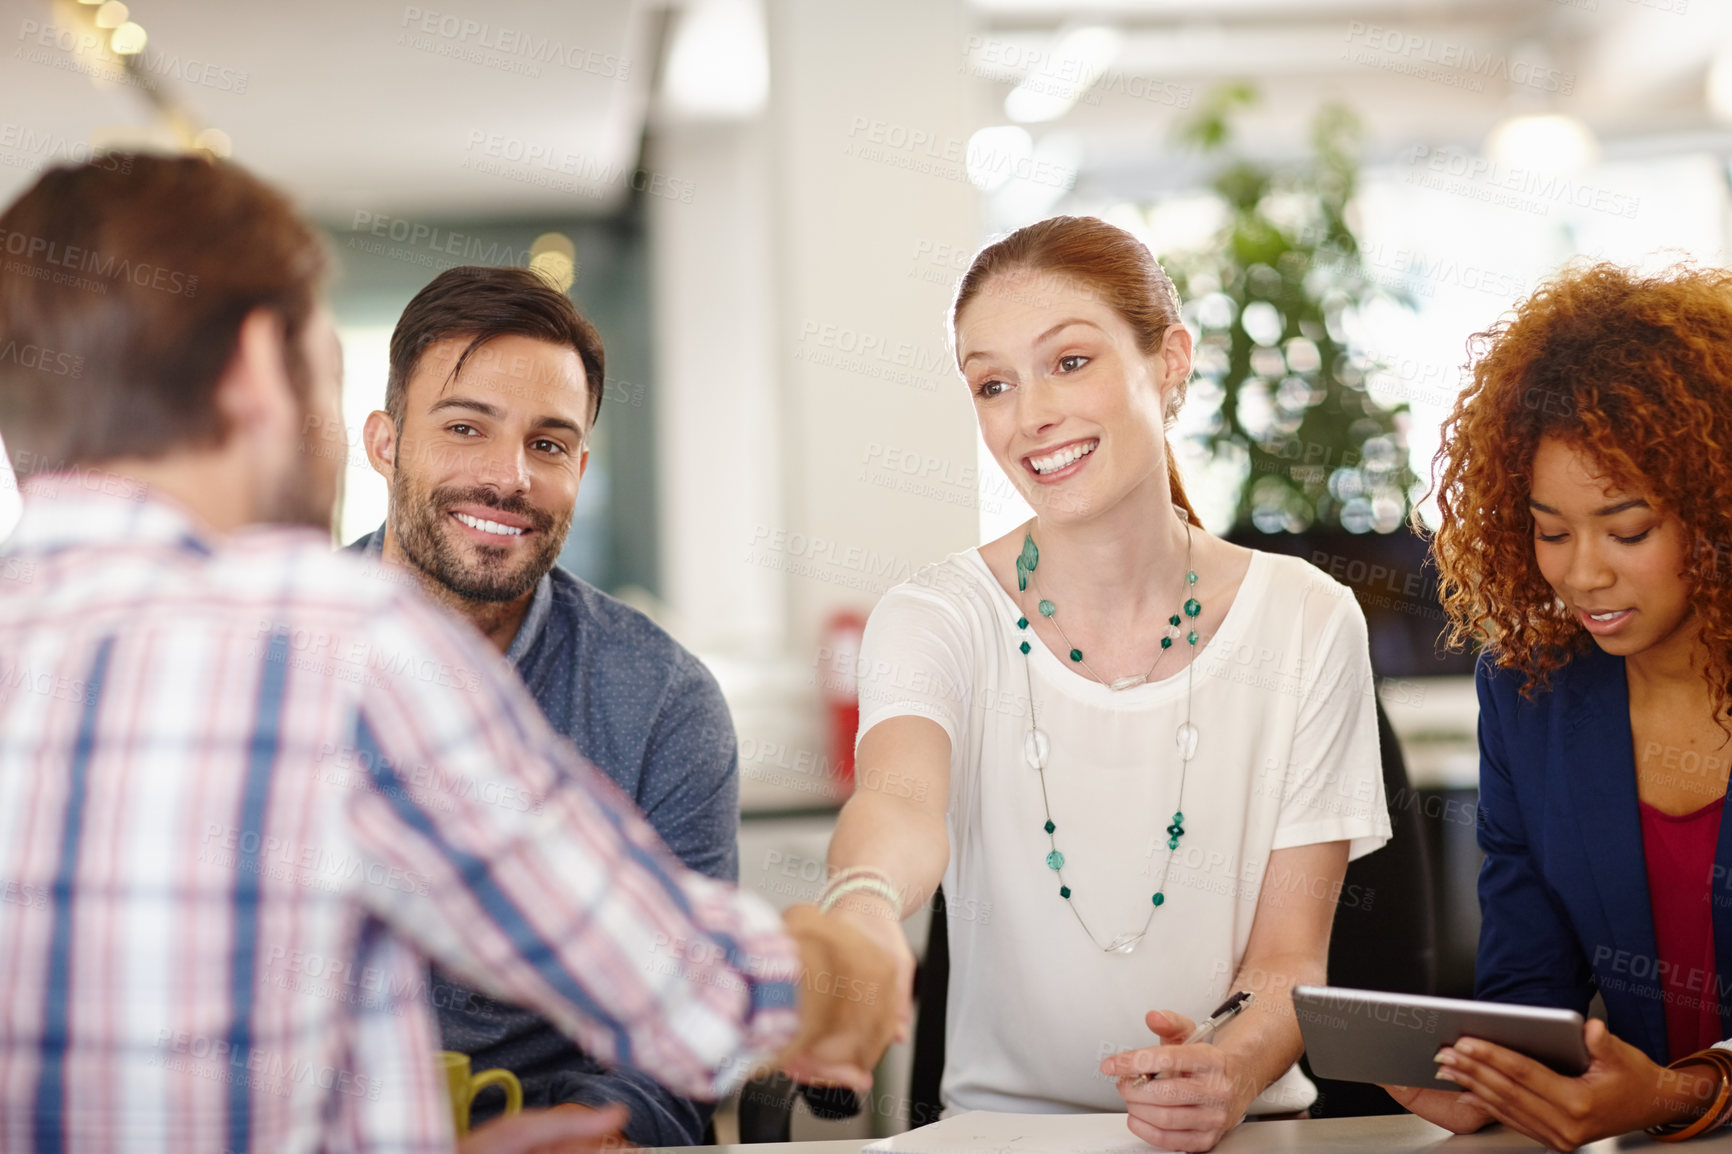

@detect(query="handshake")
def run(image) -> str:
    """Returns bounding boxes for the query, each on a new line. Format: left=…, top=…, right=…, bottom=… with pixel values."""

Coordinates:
left=773, top=901, right=917, bottom=1091
left=456, top=902, right=913, bottom=1154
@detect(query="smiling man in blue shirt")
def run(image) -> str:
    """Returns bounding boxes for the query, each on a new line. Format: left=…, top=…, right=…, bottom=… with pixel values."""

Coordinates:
left=347, top=266, right=740, bottom=1148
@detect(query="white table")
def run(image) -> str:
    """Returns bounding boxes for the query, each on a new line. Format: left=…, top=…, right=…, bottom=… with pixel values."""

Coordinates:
left=644, top=1111, right=1732, bottom=1151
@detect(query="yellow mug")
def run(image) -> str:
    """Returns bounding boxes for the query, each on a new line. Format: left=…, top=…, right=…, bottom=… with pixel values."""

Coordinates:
left=438, top=1050, right=523, bottom=1137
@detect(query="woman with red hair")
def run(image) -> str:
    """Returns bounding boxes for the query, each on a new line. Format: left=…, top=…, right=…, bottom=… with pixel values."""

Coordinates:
left=1395, top=263, right=1732, bottom=1147
left=816, top=216, right=1392, bottom=1152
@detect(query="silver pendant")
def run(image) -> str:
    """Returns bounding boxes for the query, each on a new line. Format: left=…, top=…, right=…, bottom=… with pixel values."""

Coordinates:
left=1024, top=728, right=1050, bottom=770
left=1175, top=722, right=1198, bottom=762
left=1108, top=674, right=1147, bottom=691
left=1105, top=932, right=1144, bottom=955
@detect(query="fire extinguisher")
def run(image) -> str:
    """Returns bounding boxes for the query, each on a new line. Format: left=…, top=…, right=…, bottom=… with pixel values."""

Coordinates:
left=819, top=611, right=867, bottom=791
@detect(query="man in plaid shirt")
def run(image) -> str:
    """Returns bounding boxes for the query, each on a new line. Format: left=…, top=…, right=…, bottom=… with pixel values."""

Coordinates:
left=0, top=156, right=898, bottom=1153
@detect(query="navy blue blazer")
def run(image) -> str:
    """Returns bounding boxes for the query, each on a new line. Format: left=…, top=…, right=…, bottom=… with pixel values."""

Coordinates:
left=1474, top=647, right=1732, bottom=1062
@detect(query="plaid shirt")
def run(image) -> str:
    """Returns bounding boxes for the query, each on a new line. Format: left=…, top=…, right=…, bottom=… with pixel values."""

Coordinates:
left=0, top=476, right=799, bottom=1153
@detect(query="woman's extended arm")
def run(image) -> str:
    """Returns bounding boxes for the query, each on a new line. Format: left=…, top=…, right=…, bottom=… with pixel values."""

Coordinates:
left=1100, top=839, right=1348, bottom=1152
left=821, top=715, right=954, bottom=1030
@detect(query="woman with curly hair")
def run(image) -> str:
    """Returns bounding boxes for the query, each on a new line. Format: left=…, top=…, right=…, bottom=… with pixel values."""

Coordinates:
left=1394, top=262, right=1732, bottom=1147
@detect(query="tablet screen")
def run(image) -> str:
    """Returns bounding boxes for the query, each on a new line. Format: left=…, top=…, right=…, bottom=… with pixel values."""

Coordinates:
left=1294, top=985, right=1589, bottom=1091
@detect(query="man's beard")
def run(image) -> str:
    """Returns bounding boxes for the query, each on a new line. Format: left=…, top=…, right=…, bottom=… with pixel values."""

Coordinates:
left=390, top=477, right=570, bottom=603
left=264, top=414, right=343, bottom=533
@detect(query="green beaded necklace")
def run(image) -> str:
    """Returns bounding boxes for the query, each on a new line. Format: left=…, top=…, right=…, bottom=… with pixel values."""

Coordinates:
left=1014, top=518, right=1202, bottom=955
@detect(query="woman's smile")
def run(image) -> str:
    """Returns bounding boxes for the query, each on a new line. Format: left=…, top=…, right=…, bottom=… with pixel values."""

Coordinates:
left=1025, top=437, right=1099, bottom=482
left=1576, top=606, right=1635, bottom=635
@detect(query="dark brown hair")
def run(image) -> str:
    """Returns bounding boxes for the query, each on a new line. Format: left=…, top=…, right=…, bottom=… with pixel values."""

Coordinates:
left=1431, top=261, right=1732, bottom=706
left=385, top=266, right=605, bottom=431
left=0, top=153, right=327, bottom=474
left=951, top=215, right=1198, bottom=525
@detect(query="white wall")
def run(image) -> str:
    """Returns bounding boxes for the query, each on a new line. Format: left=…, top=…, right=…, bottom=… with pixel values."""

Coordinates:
left=650, top=120, right=787, bottom=654
left=766, top=0, right=982, bottom=655
left=653, top=0, right=983, bottom=661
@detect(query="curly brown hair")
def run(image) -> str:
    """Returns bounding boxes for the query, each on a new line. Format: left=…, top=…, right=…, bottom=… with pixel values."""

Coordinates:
left=1430, top=261, right=1732, bottom=703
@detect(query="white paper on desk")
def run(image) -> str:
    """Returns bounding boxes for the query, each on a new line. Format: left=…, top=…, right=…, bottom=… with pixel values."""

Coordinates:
left=861, top=1111, right=1162, bottom=1153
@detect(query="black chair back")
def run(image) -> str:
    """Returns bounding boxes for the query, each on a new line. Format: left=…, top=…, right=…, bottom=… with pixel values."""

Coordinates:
left=1298, top=698, right=1437, bottom=1115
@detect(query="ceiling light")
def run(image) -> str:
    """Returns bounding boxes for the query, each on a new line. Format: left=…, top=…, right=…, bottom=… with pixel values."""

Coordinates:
left=193, top=128, right=232, bottom=158
left=529, top=233, right=577, bottom=291
left=662, top=0, right=769, bottom=121
left=1004, top=25, right=1122, bottom=124
left=1709, top=49, right=1732, bottom=122
left=529, top=252, right=575, bottom=292
left=1485, top=113, right=1598, bottom=173
left=966, top=125, right=1033, bottom=193
left=94, top=1, right=127, bottom=29
left=110, top=21, right=146, bottom=54
left=988, top=132, right=1082, bottom=223
left=531, top=232, right=576, bottom=260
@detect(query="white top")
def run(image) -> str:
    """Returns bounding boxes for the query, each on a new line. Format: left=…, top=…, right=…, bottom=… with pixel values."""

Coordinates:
left=856, top=548, right=1392, bottom=1118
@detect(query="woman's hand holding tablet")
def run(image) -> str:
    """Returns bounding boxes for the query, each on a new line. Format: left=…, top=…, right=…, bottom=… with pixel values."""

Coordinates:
left=1296, top=985, right=1728, bottom=1143
left=1379, top=1083, right=1493, bottom=1136
left=1408, top=1020, right=1722, bottom=1150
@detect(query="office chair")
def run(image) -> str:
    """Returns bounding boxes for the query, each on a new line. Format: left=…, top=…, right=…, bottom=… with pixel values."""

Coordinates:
left=1298, top=697, right=1438, bottom=1116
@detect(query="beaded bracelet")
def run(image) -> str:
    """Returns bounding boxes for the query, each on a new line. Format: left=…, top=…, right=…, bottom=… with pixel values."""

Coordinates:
left=820, top=866, right=891, bottom=895
left=1649, top=1047, right=1732, bottom=1142
left=818, top=877, right=902, bottom=916
left=817, top=872, right=902, bottom=918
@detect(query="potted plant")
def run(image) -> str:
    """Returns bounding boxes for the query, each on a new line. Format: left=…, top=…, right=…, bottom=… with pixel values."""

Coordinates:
left=1163, top=84, right=1469, bottom=676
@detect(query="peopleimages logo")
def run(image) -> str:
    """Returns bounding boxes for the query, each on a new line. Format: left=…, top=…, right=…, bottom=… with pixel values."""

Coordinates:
left=347, top=211, right=534, bottom=265
left=1405, top=146, right=1640, bottom=221
left=1342, top=22, right=1574, bottom=94
left=0, top=229, right=198, bottom=298
left=461, top=131, right=695, bottom=204
left=14, top=20, right=250, bottom=93
left=0, top=124, right=133, bottom=172
left=0, top=340, right=82, bottom=378
left=399, top=7, right=630, bottom=80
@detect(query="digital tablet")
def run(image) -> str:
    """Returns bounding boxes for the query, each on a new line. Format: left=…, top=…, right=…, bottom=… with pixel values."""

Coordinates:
left=1293, top=985, right=1589, bottom=1091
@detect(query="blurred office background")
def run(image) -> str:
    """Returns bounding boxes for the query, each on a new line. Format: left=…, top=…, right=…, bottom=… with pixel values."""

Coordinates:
left=2, top=0, right=1728, bottom=1137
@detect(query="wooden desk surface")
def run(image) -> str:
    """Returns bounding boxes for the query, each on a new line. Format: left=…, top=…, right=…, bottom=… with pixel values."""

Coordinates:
left=644, top=1111, right=1728, bottom=1152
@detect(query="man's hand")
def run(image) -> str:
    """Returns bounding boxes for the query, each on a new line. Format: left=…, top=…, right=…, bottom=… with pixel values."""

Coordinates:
left=1100, top=1010, right=1258, bottom=1153
left=1431, top=1020, right=1722, bottom=1150
left=458, top=1104, right=631, bottom=1154
left=827, top=895, right=917, bottom=1045
left=775, top=902, right=905, bottom=1091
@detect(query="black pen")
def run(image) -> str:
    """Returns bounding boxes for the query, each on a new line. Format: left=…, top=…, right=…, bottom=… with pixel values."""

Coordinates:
left=1134, top=991, right=1255, bottom=1084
